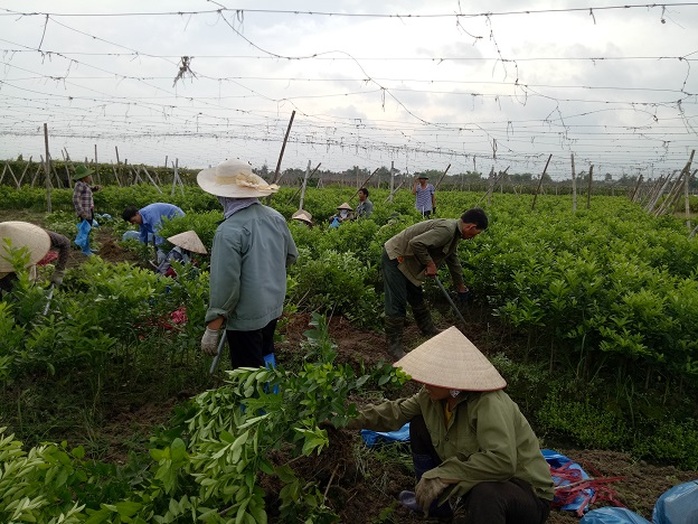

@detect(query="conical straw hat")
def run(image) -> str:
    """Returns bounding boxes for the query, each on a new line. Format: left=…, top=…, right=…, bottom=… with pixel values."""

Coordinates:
left=197, top=159, right=279, bottom=198
left=0, top=221, right=51, bottom=273
left=167, top=230, right=207, bottom=254
left=292, top=209, right=313, bottom=224
left=394, top=326, right=506, bottom=391
left=337, top=202, right=353, bottom=211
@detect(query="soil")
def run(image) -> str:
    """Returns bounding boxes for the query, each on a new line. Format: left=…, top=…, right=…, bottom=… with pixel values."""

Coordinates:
left=3, top=216, right=696, bottom=522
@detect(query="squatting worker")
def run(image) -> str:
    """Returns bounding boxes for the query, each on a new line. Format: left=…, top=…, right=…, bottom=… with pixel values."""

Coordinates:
left=346, top=327, right=554, bottom=523
left=198, top=158, right=298, bottom=369
left=0, top=221, right=70, bottom=293
left=382, top=207, right=488, bottom=360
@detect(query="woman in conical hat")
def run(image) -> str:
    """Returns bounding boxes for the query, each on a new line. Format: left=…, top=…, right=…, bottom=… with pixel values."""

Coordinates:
left=156, top=230, right=208, bottom=277
left=346, top=327, right=554, bottom=522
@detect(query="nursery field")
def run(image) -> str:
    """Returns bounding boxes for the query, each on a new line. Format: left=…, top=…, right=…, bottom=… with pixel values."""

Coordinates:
left=1, top=184, right=697, bottom=523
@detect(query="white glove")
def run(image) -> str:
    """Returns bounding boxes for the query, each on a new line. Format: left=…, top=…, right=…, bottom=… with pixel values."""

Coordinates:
left=51, top=270, right=65, bottom=287
left=201, top=327, right=221, bottom=356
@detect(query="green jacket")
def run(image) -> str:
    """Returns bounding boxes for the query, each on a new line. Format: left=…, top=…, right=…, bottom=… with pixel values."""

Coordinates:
left=384, top=219, right=464, bottom=287
left=354, top=388, right=555, bottom=502
left=205, top=204, right=298, bottom=330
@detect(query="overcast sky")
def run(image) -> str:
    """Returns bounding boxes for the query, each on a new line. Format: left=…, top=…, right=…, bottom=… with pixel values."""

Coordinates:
left=0, top=1, right=696, bottom=180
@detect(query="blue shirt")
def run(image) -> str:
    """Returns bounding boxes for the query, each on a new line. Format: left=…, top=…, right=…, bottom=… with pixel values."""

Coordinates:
left=138, top=203, right=185, bottom=245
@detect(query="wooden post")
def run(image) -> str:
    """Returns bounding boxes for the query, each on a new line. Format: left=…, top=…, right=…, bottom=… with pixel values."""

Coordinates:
left=272, top=110, right=296, bottom=184
left=349, top=168, right=379, bottom=201
left=115, top=146, right=122, bottom=186
left=389, top=160, right=395, bottom=202
left=685, top=167, right=691, bottom=230
left=299, top=160, right=311, bottom=210
left=434, top=163, right=451, bottom=191
left=586, top=164, right=594, bottom=210
left=43, top=123, right=52, bottom=213
left=18, top=158, right=32, bottom=186
left=571, top=153, right=577, bottom=212
left=531, top=154, right=552, bottom=211
left=631, top=174, right=643, bottom=203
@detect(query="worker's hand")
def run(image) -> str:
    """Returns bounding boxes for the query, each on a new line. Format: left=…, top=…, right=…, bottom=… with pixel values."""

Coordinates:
left=424, top=261, right=438, bottom=277
left=201, top=327, right=221, bottom=356
left=415, top=477, right=449, bottom=514
left=92, top=185, right=102, bottom=192
left=50, top=270, right=65, bottom=287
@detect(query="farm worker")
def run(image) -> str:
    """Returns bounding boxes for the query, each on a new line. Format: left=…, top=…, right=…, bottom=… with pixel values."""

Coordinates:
left=121, top=203, right=185, bottom=262
left=345, top=327, right=554, bottom=522
left=329, top=202, right=354, bottom=228
left=355, top=187, right=374, bottom=218
left=156, top=230, right=207, bottom=277
left=197, top=158, right=298, bottom=369
left=291, top=209, right=314, bottom=228
left=0, top=221, right=70, bottom=293
left=382, top=207, right=488, bottom=360
left=72, top=164, right=101, bottom=255
left=413, top=174, right=436, bottom=218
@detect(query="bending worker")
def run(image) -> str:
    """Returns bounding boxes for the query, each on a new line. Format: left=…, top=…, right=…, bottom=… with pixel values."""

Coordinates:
left=122, top=202, right=185, bottom=262
left=347, top=327, right=554, bottom=523
left=382, top=207, right=488, bottom=360
left=0, top=221, right=70, bottom=293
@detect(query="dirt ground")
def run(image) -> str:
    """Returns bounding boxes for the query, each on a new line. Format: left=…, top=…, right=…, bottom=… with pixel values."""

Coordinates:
left=4, top=217, right=697, bottom=522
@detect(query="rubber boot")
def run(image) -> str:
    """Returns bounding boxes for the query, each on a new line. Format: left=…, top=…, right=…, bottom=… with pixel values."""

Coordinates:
left=399, top=453, right=453, bottom=519
left=384, top=316, right=406, bottom=360
left=412, top=304, right=441, bottom=337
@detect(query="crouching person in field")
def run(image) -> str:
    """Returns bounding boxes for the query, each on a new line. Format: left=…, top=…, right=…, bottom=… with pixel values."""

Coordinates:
left=346, top=327, right=554, bottom=523
left=197, top=158, right=298, bottom=370
left=156, top=230, right=207, bottom=278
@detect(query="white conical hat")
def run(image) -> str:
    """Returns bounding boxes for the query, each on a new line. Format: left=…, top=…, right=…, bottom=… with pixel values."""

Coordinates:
left=394, top=326, right=506, bottom=391
left=197, top=159, right=279, bottom=198
left=0, top=221, right=51, bottom=273
left=337, top=202, right=353, bottom=211
left=167, top=230, right=207, bottom=254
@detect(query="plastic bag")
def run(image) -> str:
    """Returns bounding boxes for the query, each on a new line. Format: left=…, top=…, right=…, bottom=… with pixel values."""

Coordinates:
left=74, top=219, right=92, bottom=251
left=361, top=422, right=410, bottom=447
left=579, top=507, right=650, bottom=524
left=652, top=479, right=698, bottom=524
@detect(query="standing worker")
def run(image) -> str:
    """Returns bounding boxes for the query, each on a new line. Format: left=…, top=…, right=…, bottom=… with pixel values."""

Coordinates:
left=413, top=174, right=436, bottom=218
left=355, top=187, right=374, bottom=218
left=346, top=327, right=554, bottom=522
left=198, top=159, right=298, bottom=370
left=122, top=203, right=185, bottom=263
left=382, top=207, right=488, bottom=360
left=72, top=165, right=101, bottom=256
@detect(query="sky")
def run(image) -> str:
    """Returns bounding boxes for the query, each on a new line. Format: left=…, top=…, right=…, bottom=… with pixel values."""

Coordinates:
left=0, top=0, right=697, bottom=180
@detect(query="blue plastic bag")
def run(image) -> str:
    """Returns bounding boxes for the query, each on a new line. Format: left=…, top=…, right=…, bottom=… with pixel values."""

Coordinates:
left=361, top=422, right=410, bottom=447
left=542, top=449, right=595, bottom=514
left=579, top=507, right=650, bottom=524
left=652, top=479, right=698, bottom=524
left=74, top=219, right=92, bottom=252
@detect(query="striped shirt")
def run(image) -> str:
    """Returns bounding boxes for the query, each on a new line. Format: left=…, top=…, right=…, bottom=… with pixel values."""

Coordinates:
left=415, top=183, right=435, bottom=213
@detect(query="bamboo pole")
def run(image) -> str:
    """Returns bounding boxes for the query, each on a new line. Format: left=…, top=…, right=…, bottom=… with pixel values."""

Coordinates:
left=349, top=167, right=379, bottom=201
left=531, top=154, right=553, bottom=211
left=299, top=160, right=311, bottom=210
left=43, top=123, right=52, bottom=213
left=586, top=164, right=594, bottom=210
left=286, top=162, right=321, bottom=205
left=571, top=153, right=577, bottom=212
left=433, top=163, right=452, bottom=190
left=630, top=174, right=643, bottom=203
left=272, top=110, right=296, bottom=184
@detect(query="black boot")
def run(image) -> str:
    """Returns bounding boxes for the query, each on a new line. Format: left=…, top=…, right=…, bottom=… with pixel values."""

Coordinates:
left=412, top=304, right=441, bottom=337
left=384, top=316, right=406, bottom=360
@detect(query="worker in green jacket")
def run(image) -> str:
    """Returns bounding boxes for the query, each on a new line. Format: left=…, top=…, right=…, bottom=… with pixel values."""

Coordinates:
left=347, top=327, right=554, bottom=522
left=382, top=207, right=488, bottom=360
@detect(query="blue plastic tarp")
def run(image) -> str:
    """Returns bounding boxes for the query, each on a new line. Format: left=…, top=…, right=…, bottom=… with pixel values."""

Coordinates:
left=579, top=507, right=650, bottom=524
left=361, top=422, right=410, bottom=447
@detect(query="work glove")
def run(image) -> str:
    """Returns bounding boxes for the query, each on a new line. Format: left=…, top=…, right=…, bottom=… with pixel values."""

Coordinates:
left=50, top=270, right=65, bottom=287
left=201, top=327, right=221, bottom=356
left=415, top=477, right=449, bottom=514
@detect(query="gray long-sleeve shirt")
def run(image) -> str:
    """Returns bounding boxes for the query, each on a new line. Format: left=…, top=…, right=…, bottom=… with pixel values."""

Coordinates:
left=205, top=203, right=298, bottom=330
